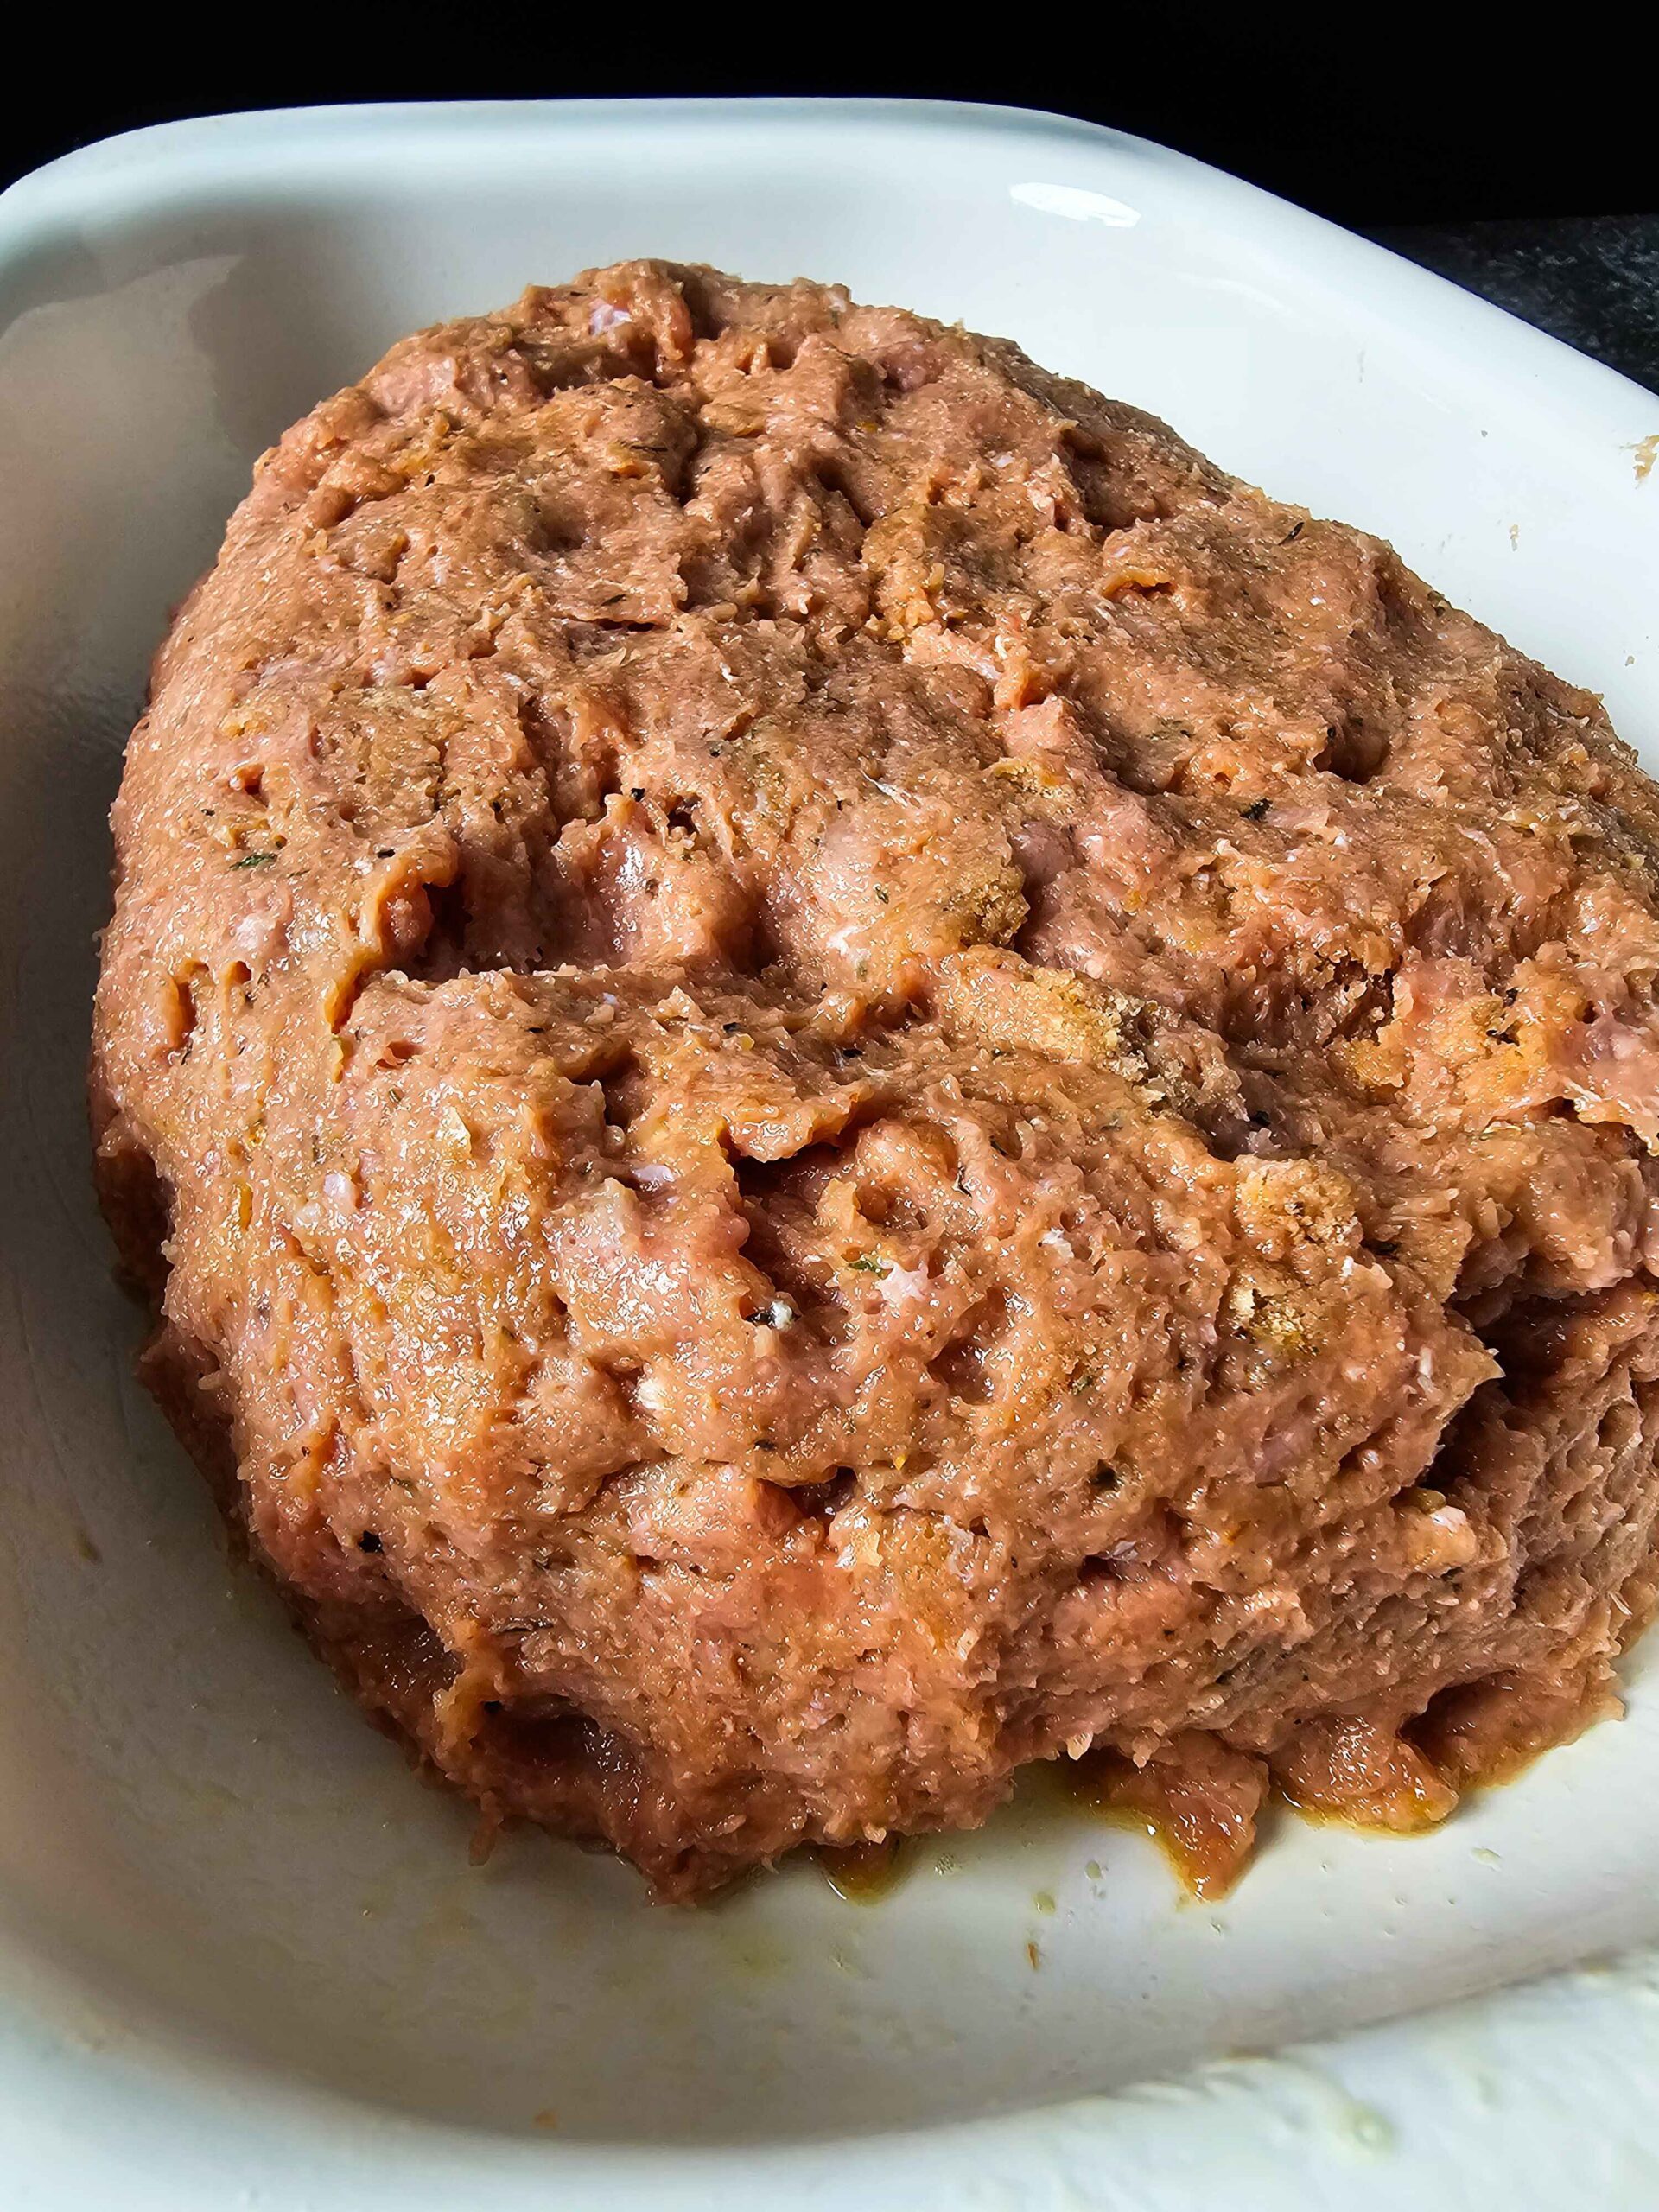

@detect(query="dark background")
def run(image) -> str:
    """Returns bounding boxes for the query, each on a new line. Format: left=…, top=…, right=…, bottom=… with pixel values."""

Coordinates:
left=9, top=31, right=1657, bottom=226
left=9, top=29, right=1658, bottom=388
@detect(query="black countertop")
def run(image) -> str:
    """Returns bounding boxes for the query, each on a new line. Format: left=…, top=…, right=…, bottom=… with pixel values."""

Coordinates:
left=1375, top=216, right=1659, bottom=397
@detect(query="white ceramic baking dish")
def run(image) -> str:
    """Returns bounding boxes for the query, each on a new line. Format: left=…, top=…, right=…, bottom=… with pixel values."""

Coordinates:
left=2, top=99, right=1657, bottom=2211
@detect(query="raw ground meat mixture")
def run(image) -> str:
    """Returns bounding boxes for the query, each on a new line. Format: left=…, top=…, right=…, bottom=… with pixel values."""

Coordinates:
left=91, top=262, right=1659, bottom=1898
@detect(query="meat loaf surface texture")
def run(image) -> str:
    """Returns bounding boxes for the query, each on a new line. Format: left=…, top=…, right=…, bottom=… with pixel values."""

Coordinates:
left=92, top=261, right=1659, bottom=1898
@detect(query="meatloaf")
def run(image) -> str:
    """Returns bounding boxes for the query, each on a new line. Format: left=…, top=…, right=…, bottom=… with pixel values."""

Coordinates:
left=91, top=260, right=1659, bottom=1899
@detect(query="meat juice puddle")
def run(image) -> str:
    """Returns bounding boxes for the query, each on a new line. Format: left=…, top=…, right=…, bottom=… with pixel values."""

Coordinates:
left=810, top=1764, right=1232, bottom=1909
left=815, top=1835, right=906, bottom=1904
left=813, top=1728, right=1546, bottom=1908
left=1040, top=1754, right=1268, bottom=1904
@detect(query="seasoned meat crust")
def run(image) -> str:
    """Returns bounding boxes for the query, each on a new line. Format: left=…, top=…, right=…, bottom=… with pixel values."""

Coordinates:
left=92, top=261, right=1659, bottom=1897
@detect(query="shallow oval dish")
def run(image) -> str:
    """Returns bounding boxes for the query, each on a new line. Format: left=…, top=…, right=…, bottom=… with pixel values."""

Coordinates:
left=1, top=95, right=1656, bottom=2212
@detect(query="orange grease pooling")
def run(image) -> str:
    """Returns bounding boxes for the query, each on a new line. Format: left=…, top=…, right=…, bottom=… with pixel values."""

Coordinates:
left=813, top=1669, right=1619, bottom=1909
left=1061, top=1680, right=1619, bottom=1898
left=816, top=1835, right=906, bottom=1904
left=1063, top=1738, right=1268, bottom=1902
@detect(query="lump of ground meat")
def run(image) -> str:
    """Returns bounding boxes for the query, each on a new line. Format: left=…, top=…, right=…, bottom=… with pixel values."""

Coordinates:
left=91, top=259, right=1659, bottom=1897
